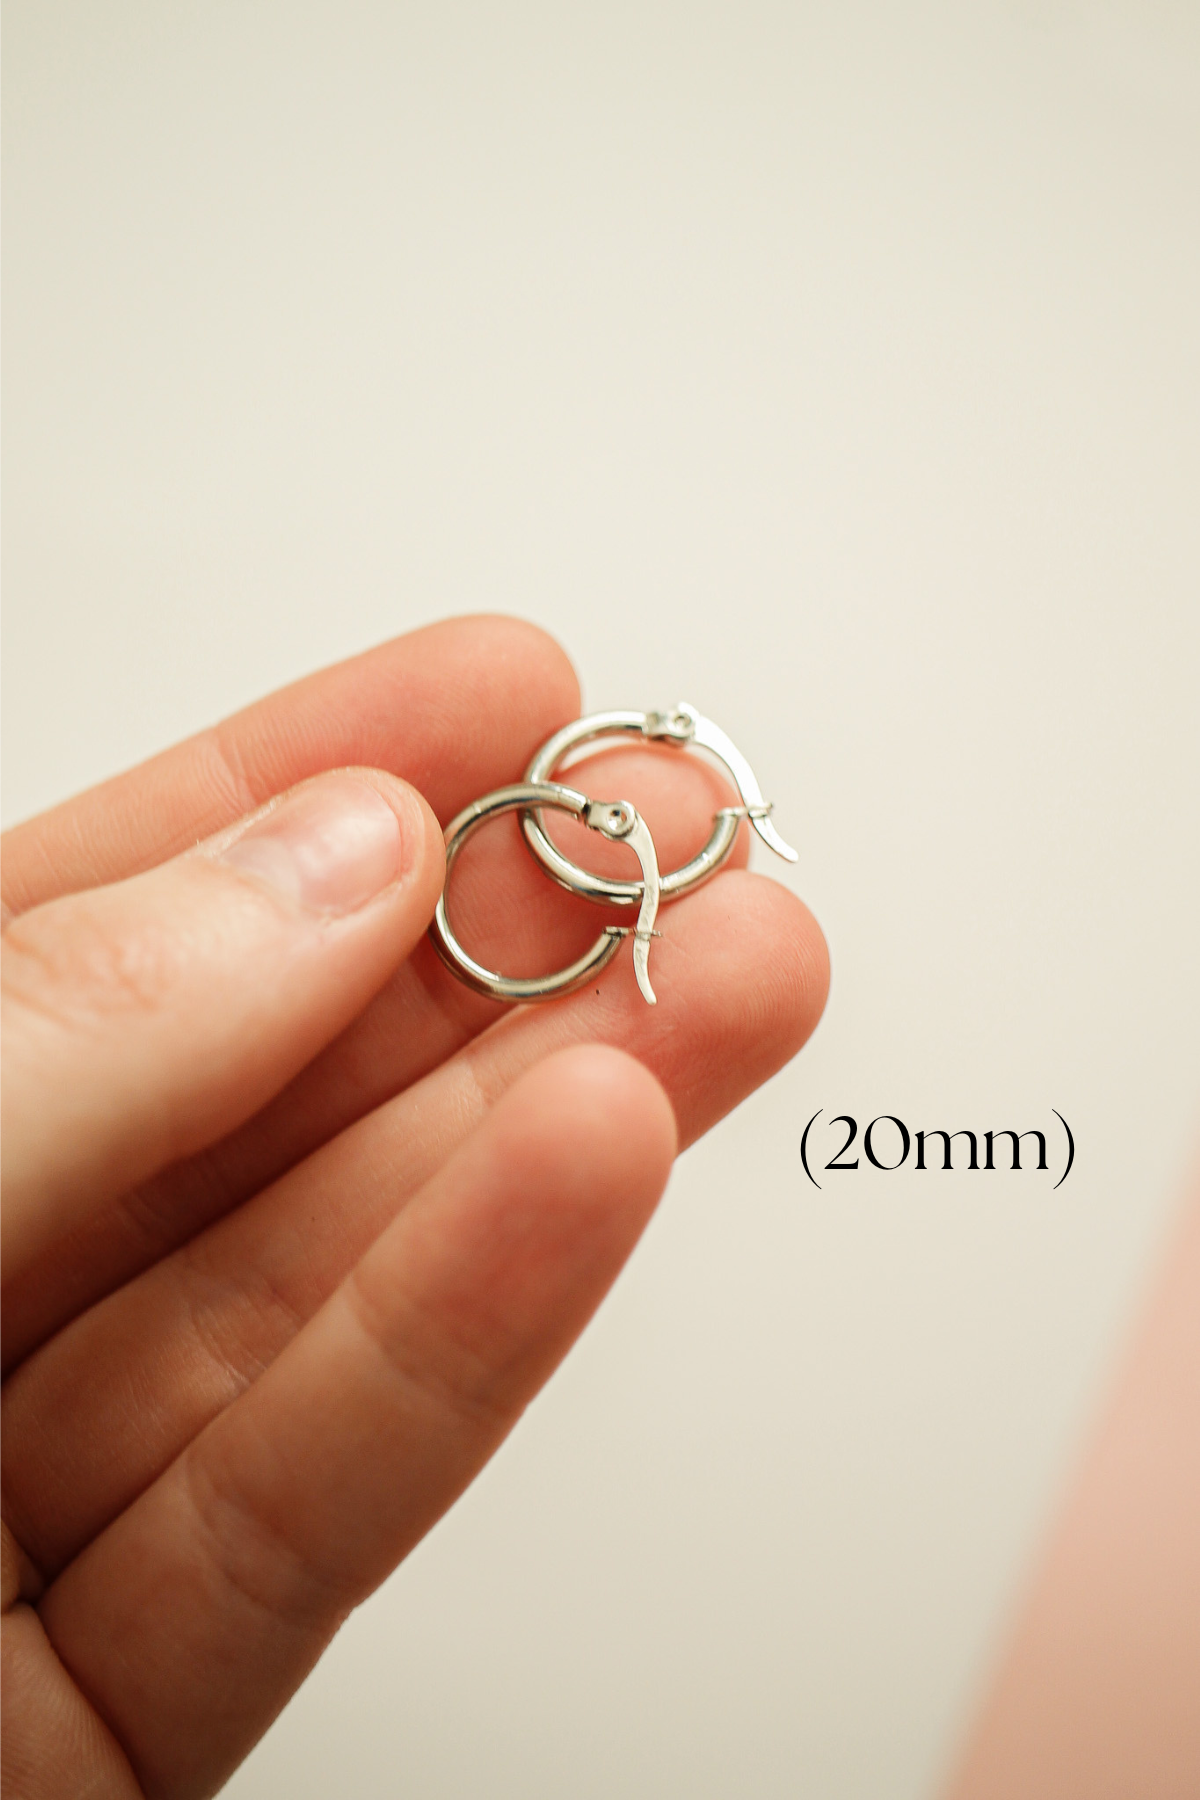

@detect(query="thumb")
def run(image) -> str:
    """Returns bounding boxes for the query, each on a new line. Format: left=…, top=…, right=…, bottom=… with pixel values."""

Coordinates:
left=1, top=770, right=444, bottom=1286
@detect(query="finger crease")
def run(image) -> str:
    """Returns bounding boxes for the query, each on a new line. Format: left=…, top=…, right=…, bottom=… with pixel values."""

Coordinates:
left=116, top=1147, right=241, bottom=1266
left=1, top=1512, right=47, bottom=1607
left=180, top=1446, right=348, bottom=1635
left=342, top=1267, right=513, bottom=1442
left=180, top=1247, right=309, bottom=1399
left=204, top=726, right=263, bottom=821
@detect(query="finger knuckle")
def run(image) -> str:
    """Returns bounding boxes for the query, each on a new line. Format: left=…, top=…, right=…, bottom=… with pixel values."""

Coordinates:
left=2, top=900, right=190, bottom=1033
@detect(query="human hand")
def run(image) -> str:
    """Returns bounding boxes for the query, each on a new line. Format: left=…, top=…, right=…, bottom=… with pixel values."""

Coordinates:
left=1, top=616, right=828, bottom=1799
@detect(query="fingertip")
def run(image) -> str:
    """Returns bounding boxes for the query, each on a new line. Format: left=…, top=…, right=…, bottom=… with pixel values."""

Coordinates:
left=701, top=871, right=829, bottom=1050
left=347, top=769, right=446, bottom=912
left=423, top=613, right=582, bottom=729
left=346, top=1046, right=679, bottom=1423
left=600, top=870, right=830, bottom=1149
left=775, top=885, right=831, bottom=1056
left=533, top=1042, right=680, bottom=1181
left=206, top=767, right=445, bottom=924
left=478, top=1044, right=679, bottom=1255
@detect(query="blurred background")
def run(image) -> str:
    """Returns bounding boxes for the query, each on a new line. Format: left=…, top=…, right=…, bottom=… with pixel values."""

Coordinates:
left=4, top=3, right=1199, bottom=1794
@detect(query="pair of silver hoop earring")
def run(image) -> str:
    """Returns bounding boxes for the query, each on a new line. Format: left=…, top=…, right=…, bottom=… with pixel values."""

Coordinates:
left=429, top=702, right=796, bottom=1007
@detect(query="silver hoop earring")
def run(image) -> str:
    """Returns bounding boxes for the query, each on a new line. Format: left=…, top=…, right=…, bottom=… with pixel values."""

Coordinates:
left=521, top=702, right=797, bottom=907
left=430, top=782, right=662, bottom=1005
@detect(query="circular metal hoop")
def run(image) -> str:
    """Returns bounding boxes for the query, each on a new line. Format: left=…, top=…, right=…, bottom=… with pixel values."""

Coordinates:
left=430, top=782, right=661, bottom=1005
left=521, top=702, right=798, bottom=908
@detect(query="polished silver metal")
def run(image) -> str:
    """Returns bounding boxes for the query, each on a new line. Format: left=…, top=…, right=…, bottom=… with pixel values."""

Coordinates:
left=431, top=782, right=661, bottom=1005
left=521, top=701, right=798, bottom=907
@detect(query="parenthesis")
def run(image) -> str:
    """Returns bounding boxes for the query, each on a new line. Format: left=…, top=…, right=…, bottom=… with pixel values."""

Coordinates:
left=1052, top=1110, right=1075, bottom=1190
left=801, top=1110, right=823, bottom=1190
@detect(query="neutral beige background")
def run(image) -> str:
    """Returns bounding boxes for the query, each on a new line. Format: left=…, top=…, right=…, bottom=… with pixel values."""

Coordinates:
left=4, top=3, right=1199, bottom=1795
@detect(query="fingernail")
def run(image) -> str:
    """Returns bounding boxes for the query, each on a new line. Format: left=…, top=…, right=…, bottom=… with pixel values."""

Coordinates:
left=219, top=776, right=405, bottom=916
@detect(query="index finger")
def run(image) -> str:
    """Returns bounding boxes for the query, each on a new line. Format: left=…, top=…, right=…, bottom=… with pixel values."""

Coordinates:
left=1, top=614, right=579, bottom=918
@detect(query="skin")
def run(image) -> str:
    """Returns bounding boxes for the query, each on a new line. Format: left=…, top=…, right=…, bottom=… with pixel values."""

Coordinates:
left=0, top=615, right=830, bottom=1799
left=944, top=1184, right=1200, bottom=1800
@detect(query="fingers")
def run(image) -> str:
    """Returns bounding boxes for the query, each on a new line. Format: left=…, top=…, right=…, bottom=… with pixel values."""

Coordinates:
left=0, top=1603, right=143, bottom=1800
left=37, top=1047, right=677, bottom=1800
left=2, top=742, right=748, bottom=1364
left=1, top=614, right=579, bottom=918
left=3, top=872, right=827, bottom=1580
left=1, top=772, right=444, bottom=1291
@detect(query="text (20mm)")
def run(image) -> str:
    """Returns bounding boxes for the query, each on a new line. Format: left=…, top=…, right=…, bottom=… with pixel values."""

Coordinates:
left=799, top=1111, right=1075, bottom=1190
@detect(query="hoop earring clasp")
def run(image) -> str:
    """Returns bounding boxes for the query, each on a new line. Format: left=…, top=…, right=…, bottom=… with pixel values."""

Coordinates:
left=430, top=782, right=661, bottom=1005
left=520, top=701, right=797, bottom=907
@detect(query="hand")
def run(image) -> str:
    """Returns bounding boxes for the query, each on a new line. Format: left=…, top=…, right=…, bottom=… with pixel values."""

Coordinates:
left=1, top=616, right=828, bottom=1799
